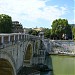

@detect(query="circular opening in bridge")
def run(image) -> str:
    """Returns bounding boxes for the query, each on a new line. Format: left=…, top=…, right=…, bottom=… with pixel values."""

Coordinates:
left=0, top=58, right=14, bottom=75
left=24, top=44, right=32, bottom=66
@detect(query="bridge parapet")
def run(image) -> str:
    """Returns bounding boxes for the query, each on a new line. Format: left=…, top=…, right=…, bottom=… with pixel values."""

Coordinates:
left=0, top=33, right=41, bottom=46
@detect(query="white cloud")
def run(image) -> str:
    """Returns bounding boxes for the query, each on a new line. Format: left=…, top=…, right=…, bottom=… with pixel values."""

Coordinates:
left=0, top=0, right=68, bottom=24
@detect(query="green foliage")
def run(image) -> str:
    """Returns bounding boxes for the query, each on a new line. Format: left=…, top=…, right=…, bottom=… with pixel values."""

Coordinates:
left=72, top=27, right=75, bottom=40
left=44, top=28, right=51, bottom=38
left=28, top=29, right=33, bottom=34
left=0, top=14, right=12, bottom=33
left=51, top=18, right=71, bottom=39
left=28, top=29, right=39, bottom=36
left=28, top=28, right=51, bottom=38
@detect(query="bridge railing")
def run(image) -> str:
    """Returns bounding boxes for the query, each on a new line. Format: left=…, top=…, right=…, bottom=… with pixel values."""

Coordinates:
left=0, top=33, right=41, bottom=49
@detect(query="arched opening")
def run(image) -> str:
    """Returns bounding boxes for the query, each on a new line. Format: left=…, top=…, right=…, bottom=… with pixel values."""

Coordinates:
left=24, top=44, right=32, bottom=66
left=0, top=58, right=14, bottom=75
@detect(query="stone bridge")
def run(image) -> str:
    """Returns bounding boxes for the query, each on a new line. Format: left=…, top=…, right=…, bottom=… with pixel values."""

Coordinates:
left=0, top=33, right=75, bottom=75
left=0, top=33, right=48, bottom=75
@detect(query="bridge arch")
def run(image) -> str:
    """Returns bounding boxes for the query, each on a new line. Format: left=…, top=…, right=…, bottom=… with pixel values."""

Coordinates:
left=0, top=51, right=16, bottom=75
left=24, top=42, right=33, bottom=66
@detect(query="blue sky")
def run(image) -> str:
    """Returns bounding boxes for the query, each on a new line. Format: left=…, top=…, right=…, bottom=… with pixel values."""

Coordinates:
left=0, top=0, right=74, bottom=28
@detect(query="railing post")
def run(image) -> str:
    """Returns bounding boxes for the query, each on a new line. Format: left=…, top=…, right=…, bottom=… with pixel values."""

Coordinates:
left=14, top=35, right=15, bottom=41
left=18, top=34, right=19, bottom=41
left=24, top=34, right=25, bottom=40
left=21, top=34, right=22, bottom=40
left=8, top=35, right=10, bottom=42
left=1, top=35, right=4, bottom=44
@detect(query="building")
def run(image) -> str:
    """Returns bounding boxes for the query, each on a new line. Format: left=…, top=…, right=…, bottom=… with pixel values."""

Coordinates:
left=12, top=21, right=24, bottom=33
left=33, top=27, right=44, bottom=32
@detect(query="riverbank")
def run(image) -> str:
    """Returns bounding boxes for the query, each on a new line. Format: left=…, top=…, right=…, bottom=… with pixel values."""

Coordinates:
left=32, top=63, right=53, bottom=72
left=17, top=66, right=40, bottom=75
left=17, top=64, right=52, bottom=75
left=49, top=52, right=75, bottom=57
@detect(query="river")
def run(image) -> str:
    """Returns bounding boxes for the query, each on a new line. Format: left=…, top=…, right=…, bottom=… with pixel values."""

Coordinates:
left=40, top=55, right=75, bottom=75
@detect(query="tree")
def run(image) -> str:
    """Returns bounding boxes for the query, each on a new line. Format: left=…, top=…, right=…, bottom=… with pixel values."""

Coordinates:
left=28, top=29, right=39, bottom=36
left=51, top=18, right=71, bottom=39
left=72, top=27, right=75, bottom=40
left=44, top=28, right=51, bottom=38
left=0, top=14, right=12, bottom=33
left=31, top=30, right=38, bottom=35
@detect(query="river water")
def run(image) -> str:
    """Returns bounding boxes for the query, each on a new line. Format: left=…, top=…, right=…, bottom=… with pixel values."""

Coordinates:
left=40, top=55, right=75, bottom=75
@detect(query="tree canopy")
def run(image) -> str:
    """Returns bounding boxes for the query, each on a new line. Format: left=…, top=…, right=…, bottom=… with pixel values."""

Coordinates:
left=0, top=14, right=12, bottom=33
left=72, top=27, right=75, bottom=40
left=28, top=29, right=39, bottom=36
left=51, top=18, right=72, bottom=39
left=43, top=28, right=51, bottom=38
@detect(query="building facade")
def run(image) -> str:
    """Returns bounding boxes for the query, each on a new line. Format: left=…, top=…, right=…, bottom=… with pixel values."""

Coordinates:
left=12, top=21, right=24, bottom=33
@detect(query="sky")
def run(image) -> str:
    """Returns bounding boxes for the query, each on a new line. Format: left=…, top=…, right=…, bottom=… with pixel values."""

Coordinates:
left=0, top=0, right=74, bottom=28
